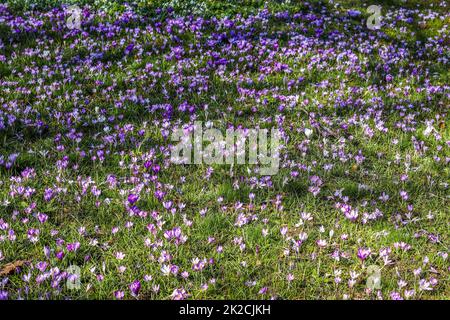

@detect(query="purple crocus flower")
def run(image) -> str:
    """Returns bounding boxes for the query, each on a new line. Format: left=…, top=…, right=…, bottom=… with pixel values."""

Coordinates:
left=171, top=288, right=188, bottom=300
left=0, top=290, right=8, bottom=300
left=124, top=43, right=134, bottom=55
left=390, top=292, right=403, bottom=300
left=114, top=290, right=124, bottom=299
left=129, top=280, right=141, bottom=297
left=128, top=194, right=139, bottom=204
left=357, top=247, right=371, bottom=261
left=348, top=10, right=361, bottom=17
left=37, top=212, right=48, bottom=224
left=144, top=161, right=152, bottom=169
left=56, top=251, right=65, bottom=260
left=66, top=242, right=80, bottom=252
left=36, top=261, right=48, bottom=272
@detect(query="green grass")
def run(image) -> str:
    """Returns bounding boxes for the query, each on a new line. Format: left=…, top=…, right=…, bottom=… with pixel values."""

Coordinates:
left=0, top=0, right=448, bottom=300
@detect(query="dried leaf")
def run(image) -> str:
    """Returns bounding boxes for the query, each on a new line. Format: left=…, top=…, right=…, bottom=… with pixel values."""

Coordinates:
left=0, top=260, right=28, bottom=276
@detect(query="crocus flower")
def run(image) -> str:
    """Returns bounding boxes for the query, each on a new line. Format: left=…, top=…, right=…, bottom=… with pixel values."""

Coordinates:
left=357, top=248, right=372, bottom=261
left=129, top=280, right=141, bottom=297
left=348, top=10, right=361, bottom=17
left=114, top=290, right=124, bottom=300
left=171, top=288, right=188, bottom=300
left=127, top=194, right=139, bottom=204
left=0, top=291, right=8, bottom=300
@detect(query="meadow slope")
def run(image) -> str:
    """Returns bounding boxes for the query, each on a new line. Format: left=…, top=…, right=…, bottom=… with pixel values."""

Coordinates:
left=0, top=0, right=449, bottom=299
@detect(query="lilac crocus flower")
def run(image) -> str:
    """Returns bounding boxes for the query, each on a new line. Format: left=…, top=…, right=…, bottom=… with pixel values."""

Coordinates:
left=171, top=288, right=188, bottom=300
left=390, top=292, right=403, bottom=300
left=114, top=290, right=124, bottom=299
